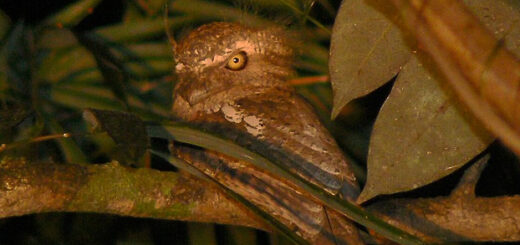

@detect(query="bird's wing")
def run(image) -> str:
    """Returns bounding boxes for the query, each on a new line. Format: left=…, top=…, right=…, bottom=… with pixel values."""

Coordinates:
left=202, top=90, right=359, bottom=200
left=173, top=143, right=364, bottom=245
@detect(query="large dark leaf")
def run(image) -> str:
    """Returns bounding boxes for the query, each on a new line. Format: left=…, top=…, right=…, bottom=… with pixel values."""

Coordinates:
left=358, top=57, right=492, bottom=202
left=83, top=109, right=149, bottom=165
left=329, top=0, right=410, bottom=118
left=0, top=105, right=30, bottom=131
left=355, top=0, right=520, bottom=201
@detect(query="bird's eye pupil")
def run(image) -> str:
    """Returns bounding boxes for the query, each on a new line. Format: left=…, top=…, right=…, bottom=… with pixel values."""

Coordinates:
left=225, top=51, right=247, bottom=71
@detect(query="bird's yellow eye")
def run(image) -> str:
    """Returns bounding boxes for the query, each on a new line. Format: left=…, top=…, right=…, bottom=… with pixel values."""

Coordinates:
left=225, top=51, right=247, bottom=70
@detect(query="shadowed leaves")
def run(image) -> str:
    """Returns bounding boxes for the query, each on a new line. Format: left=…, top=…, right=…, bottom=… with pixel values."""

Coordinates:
left=330, top=0, right=520, bottom=201
left=329, top=0, right=410, bottom=118
left=83, top=109, right=148, bottom=165
left=358, top=57, right=492, bottom=202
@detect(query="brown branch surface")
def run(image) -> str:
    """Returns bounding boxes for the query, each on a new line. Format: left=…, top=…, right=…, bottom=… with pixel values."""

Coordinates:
left=367, top=155, right=520, bottom=242
left=0, top=158, right=269, bottom=231
left=1, top=158, right=520, bottom=242
left=368, top=195, right=520, bottom=242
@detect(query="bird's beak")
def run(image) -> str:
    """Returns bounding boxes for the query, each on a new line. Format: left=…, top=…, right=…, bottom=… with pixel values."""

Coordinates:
left=176, top=80, right=229, bottom=106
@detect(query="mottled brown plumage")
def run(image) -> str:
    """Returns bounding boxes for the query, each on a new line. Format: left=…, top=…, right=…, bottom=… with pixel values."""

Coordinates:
left=171, top=22, right=362, bottom=244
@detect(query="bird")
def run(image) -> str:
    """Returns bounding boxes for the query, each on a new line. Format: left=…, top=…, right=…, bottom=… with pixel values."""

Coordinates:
left=170, top=22, right=363, bottom=245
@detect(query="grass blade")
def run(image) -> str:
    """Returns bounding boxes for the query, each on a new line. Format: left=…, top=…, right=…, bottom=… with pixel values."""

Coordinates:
left=43, top=0, right=102, bottom=28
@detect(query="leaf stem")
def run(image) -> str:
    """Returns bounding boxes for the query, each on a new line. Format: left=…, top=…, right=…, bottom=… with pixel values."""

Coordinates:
left=0, top=132, right=76, bottom=153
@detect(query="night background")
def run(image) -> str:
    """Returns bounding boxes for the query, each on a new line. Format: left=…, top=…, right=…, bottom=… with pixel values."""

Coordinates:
left=0, top=0, right=519, bottom=244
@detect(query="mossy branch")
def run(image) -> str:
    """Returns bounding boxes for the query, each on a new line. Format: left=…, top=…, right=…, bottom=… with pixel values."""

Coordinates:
left=0, top=158, right=269, bottom=231
left=1, top=157, right=520, bottom=242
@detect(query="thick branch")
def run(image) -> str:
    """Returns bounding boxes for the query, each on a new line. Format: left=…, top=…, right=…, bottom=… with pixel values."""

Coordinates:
left=368, top=195, right=520, bottom=242
left=367, top=156, right=520, bottom=242
left=0, top=158, right=269, bottom=231
left=1, top=159, right=520, bottom=242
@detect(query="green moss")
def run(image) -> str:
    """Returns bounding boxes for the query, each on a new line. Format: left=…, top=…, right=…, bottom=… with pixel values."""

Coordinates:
left=69, top=161, right=192, bottom=218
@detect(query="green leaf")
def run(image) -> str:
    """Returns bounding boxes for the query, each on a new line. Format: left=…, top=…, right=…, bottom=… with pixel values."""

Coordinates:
left=147, top=123, right=425, bottom=245
left=329, top=0, right=410, bottom=118
left=49, top=85, right=169, bottom=121
left=170, top=0, right=271, bottom=26
left=50, top=85, right=122, bottom=110
left=111, top=42, right=171, bottom=60
left=43, top=0, right=102, bottom=28
left=38, top=46, right=98, bottom=83
left=297, top=42, right=329, bottom=74
left=122, top=1, right=146, bottom=21
left=43, top=113, right=88, bottom=163
left=37, top=28, right=79, bottom=50
left=94, top=17, right=194, bottom=43
left=2, top=22, right=33, bottom=96
left=131, top=0, right=164, bottom=17
left=83, top=109, right=149, bottom=165
left=75, top=33, right=130, bottom=110
left=125, top=59, right=172, bottom=78
left=38, top=41, right=172, bottom=84
left=358, top=57, right=493, bottom=203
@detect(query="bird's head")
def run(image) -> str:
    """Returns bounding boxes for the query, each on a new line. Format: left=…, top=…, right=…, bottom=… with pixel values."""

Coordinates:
left=173, top=22, right=294, bottom=105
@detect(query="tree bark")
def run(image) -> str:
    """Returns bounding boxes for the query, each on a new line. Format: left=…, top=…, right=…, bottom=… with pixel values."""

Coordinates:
left=0, top=158, right=269, bottom=231
left=1, top=158, right=519, bottom=242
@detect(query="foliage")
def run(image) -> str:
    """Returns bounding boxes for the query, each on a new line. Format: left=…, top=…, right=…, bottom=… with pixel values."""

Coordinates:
left=330, top=0, right=520, bottom=202
left=1, top=0, right=520, bottom=244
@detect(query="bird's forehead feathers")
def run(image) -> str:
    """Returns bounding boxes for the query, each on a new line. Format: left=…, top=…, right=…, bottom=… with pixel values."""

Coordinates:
left=174, top=22, right=292, bottom=73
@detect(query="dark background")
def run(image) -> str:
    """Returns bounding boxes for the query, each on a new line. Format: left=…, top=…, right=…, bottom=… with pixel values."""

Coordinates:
left=0, top=1, right=519, bottom=244
left=0, top=0, right=124, bottom=29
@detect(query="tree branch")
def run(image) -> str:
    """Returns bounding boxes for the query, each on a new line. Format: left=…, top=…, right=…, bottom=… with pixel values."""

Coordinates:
left=0, top=158, right=269, bottom=231
left=367, top=155, right=520, bottom=242
left=368, top=195, right=520, bottom=242
left=1, top=158, right=519, bottom=242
